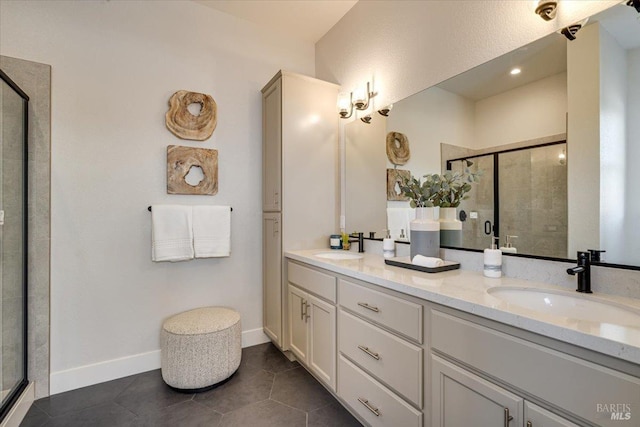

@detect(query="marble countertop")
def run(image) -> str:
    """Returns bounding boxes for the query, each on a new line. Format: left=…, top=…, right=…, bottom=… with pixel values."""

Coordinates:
left=285, top=249, right=640, bottom=365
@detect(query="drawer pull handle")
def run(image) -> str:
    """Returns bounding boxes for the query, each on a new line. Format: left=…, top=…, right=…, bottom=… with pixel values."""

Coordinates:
left=357, top=345, right=380, bottom=360
left=357, top=302, right=380, bottom=313
left=526, top=422, right=532, bottom=427
left=357, top=397, right=380, bottom=417
left=504, top=408, right=513, bottom=426
left=305, top=302, right=311, bottom=321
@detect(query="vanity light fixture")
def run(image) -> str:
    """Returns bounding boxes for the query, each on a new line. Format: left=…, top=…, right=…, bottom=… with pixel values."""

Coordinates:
left=560, top=18, right=589, bottom=41
left=337, top=92, right=354, bottom=119
left=378, top=104, right=393, bottom=117
left=627, top=0, right=640, bottom=13
left=338, top=81, right=378, bottom=119
left=535, top=0, right=558, bottom=21
left=510, top=68, right=522, bottom=75
left=360, top=115, right=372, bottom=124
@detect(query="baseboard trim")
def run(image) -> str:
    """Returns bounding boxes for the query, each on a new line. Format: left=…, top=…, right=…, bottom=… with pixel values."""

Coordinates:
left=50, top=328, right=271, bottom=395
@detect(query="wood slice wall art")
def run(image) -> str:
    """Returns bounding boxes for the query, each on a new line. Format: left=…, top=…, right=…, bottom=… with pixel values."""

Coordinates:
left=165, top=90, right=217, bottom=141
left=386, top=131, right=410, bottom=165
left=167, top=145, right=218, bottom=195
left=387, top=168, right=410, bottom=201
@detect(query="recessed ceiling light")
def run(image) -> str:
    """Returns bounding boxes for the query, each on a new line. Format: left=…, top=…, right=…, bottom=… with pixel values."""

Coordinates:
left=510, top=68, right=522, bottom=75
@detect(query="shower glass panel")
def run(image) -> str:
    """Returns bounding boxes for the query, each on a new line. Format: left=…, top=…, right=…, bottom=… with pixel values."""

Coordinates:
left=448, top=154, right=495, bottom=251
left=499, top=143, right=567, bottom=258
left=0, top=70, right=28, bottom=420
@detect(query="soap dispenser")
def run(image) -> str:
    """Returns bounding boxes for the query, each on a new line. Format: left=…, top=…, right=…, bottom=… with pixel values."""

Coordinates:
left=383, top=229, right=395, bottom=259
left=499, top=235, right=518, bottom=254
left=484, top=236, right=502, bottom=278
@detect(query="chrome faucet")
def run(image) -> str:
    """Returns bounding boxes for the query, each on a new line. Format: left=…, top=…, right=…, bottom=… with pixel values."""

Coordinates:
left=567, top=251, right=592, bottom=293
left=349, top=232, right=365, bottom=253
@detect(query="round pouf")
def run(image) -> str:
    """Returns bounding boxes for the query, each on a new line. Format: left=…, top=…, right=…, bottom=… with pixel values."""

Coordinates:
left=161, top=307, right=241, bottom=391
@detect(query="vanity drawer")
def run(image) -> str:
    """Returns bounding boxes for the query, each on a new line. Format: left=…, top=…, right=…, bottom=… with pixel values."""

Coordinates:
left=338, top=309, right=423, bottom=408
left=338, top=355, right=422, bottom=427
left=431, top=310, right=640, bottom=425
left=338, top=278, right=422, bottom=343
left=287, top=261, right=336, bottom=303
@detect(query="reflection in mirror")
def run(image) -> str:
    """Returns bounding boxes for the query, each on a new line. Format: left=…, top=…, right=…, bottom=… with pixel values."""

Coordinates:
left=345, top=2, right=640, bottom=267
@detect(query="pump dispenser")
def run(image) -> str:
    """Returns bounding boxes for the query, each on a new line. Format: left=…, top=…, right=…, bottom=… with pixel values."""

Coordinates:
left=484, top=236, right=502, bottom=278
left=500, top=235, right=518, bottom=254
left=383, top=229, right=395, bottom=259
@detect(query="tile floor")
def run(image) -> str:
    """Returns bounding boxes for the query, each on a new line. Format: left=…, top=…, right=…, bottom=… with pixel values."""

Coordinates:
left=20, top=343, right=362, bottom=427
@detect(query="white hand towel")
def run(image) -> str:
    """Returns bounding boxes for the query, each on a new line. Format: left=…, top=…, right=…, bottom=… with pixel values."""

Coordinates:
left=387, top=208, right=416, bottom=239
left=151, top=205, right=194, bottom=262
left=412, top=255, right=445, bottom=268
left=193, top=205, right=231, bottom=258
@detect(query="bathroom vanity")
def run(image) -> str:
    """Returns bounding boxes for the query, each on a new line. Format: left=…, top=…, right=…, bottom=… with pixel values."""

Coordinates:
left=284, top=250, right=640, bottom=427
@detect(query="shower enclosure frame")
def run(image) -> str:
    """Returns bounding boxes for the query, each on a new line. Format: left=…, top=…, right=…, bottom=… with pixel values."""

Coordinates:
left=0, top=68, right=29, bottom=422
left=445, top=139, right=567, bottom=251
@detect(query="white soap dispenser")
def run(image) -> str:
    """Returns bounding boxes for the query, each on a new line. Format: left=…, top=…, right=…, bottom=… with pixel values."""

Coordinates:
left=383, top=229, right=395, bottom=259
left=499, top=235, right=518, bottom=254
left=484, top=236, right=502, bottom=278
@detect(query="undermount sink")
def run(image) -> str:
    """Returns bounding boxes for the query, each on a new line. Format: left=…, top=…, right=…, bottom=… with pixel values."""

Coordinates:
left=314, top=251, right=363, bottom=260
left=487, top=287, right=640, bottom=325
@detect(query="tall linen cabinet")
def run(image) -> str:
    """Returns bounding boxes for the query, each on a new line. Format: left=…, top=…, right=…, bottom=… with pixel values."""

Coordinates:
left=262, top=71, right=340, bottom=349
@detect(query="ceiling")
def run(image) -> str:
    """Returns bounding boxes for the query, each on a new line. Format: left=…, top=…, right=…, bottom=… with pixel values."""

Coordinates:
left=193, top=0, right=359, bottom=43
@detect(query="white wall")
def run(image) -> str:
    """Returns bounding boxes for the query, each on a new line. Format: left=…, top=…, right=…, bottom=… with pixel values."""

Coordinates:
left=599, top=27, right=627, bottom=263
left=623, top=47, right=640, bottom=265
left=474, top=72, right=567, bottom=149
left=316, top=1, right=616, bottom=113
left=387, top=86, right=475, bottom=177
left=0, top=0, right=315, bottom=394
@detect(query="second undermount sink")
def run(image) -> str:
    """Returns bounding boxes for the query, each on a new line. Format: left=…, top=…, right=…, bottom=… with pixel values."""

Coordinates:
left=314, top=251, right=363, bottom=260
left=487, top=287, right=640, bottom=326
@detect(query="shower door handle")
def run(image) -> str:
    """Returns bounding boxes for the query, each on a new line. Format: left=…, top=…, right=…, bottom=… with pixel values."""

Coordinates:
left=484, top=220, right=492, bottom=235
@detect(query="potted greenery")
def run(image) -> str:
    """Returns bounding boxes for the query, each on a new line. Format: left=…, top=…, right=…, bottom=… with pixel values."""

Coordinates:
left=400, top=165, right=481, bottom=251
left=398, top=174, right=442, bottom=258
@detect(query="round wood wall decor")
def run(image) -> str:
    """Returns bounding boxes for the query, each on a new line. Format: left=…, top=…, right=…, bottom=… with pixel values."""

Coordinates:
left=386, top=131, right=410, bottom=165
left=165, top=90, right=217, bottom=141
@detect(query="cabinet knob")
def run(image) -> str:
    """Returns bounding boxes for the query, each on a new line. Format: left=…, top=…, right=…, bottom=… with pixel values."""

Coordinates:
left=526, top=422, right=532, bottom=427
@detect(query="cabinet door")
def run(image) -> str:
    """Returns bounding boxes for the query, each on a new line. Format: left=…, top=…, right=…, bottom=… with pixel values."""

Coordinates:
left=432, top=355, right=523, bottom=427
left=262, top=78, right=282, bottom=212
left=288, top=285, right=308, bottom=363
left=525, top=401, right=580, bottom=427
left=263, top=213, right=282, bottom=346
left=307, top=294, right=336, bottom=391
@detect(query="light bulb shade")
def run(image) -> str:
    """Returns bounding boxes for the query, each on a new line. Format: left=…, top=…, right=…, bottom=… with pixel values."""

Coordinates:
left=337, top=92, right=351, bottom=112
left=353, top=86, right=367, bottom=107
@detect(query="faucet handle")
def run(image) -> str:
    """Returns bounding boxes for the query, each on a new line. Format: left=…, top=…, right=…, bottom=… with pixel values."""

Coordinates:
left=587, top=249, right=606, bottom=262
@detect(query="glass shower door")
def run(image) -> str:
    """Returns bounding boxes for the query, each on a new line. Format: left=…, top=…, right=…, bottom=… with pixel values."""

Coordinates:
left=0, top=69, right=28, bottom=420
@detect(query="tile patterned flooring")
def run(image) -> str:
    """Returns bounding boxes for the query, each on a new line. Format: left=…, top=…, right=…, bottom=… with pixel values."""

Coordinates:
left=20, top=343, right=362, bottom=427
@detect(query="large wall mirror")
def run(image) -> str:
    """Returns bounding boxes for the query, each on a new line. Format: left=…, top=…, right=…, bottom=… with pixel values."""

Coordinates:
left=345, top=3, right=640, bottom=267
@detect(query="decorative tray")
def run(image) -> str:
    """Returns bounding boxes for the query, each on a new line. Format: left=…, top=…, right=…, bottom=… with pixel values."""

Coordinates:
left=384, top=256, right=460, bottom=273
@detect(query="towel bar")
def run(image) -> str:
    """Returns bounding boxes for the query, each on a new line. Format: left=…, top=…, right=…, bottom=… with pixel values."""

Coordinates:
left=148, top=206, right=232, bottom=212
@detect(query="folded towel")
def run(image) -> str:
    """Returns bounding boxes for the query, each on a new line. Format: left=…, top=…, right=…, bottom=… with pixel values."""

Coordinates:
left=412, top=255, right=445, bottom=268
left=387, top=208, right=415, bottom=239
left=193, top=205, right=231, bottom=258
left=151, top=205, right=194, bottom=262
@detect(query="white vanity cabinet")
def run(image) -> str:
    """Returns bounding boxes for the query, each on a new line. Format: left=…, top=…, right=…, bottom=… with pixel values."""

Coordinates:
left=261, top=71, right=339, bottom=349
left=430, top=309, right=640, bottom=427
left=337, top=277, right=424, bottom=427
left=286, top=261, right=337, bottom=391
left=284, top=255, right=640, bottom=427
left=431, top=355, right=523, bottom=427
